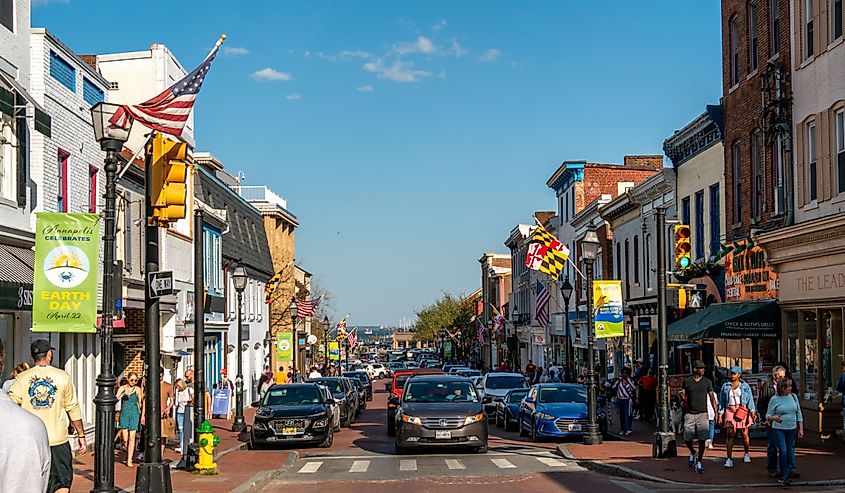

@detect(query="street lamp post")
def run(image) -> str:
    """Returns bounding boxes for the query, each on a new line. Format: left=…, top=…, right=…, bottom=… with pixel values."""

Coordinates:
left=231, top=263, right=248, bottom=433
left=438, top=327, right=447, bottom=361
left=510, top=306, right=520, bottom=371
left=323, top=316, right=330, bottom=367
left=557, top=277, right=574, bottom=383
left=652, top=207, right=677, bottom=457
left=581, top=226, right=603, bottom=446
left=289, top=300, right=298, bottom=381
left=90, top=102, right=132, bottom=493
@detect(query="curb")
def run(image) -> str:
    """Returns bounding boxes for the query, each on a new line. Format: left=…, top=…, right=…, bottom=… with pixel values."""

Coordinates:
left=229, top=451, right=299, bottom=493
left=214, top=441, right=247, bottom=461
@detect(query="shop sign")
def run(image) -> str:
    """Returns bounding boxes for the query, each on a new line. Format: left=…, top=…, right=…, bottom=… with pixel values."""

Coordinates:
left=724, top=241, right=778, bottom=302
left=593, top=280, right=624, bottom=339
left=0, top=281, right=33, bottom=311
left=779, top=264, right=845, bottom=302
left=637, top=316, right=652, bottom=331
left=532, top=327, right=546, bottom=345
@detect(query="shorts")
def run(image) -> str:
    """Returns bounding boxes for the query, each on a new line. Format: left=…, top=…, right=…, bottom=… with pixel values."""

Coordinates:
left=683, top=412, right=710, bottom=442
left=48, top=441, right=73, bottom=492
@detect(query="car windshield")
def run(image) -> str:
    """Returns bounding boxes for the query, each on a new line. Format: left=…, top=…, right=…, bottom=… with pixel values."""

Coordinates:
left=457, top=370, right=481, bottom=377
left=349, top=379, right=362, bottom=389
left=264, top=387, right=322, bottom=406
left=312, top=379, right=343, bottom=393
left=349, top=373, right=369, bottom=382
left=395, top=375, right=412, bottom=389
left=507, top=390, right=529, bottom=403
left=539, top=387, right=587, bottom=403
left=485, top=376, right=527, bottom=390
left=403, top=381, right=478, bottom=403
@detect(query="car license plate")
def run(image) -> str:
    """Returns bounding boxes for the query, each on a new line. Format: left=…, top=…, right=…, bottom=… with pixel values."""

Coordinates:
left=435, top=430, right=452, bottom=439
left=282, top=427, right=299, bottom=435
left=568, top=424, right=582, bottom=432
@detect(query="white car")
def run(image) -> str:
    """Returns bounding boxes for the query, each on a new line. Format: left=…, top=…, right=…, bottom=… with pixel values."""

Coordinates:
left=367, top=363, right=387, bottom=379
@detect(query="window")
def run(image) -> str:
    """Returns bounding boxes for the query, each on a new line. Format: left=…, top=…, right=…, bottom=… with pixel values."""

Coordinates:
left=774, top=135, right=785, bottom=213
left=57, top=150, right=68, bottom=212
left=108, top=81, right=119, bottom=91
left=0, top=0, right=12, bottom=32
left=49, top=51, right=76, bottom=92
left=633, top=235, right=640, bottom=284
left=837, top=110, right=845, bottom=194
left=624, top=240, right=630, bottom=298
left=0, top=121, right=13, bottom=200
left=695, top=190, right=705, bottom=260
left=733, top=142, right=742, bottom=223
left=770, top=0, right=781, bottom=54
left=808, top=122, right=818, bottom=202
left=806, top=0, right=814, bottom=57
left=616, top=242, right=621, bottom=280
left=730, top=17, right=741, bottom=85
left=82, top=78, right=104, bottom=106
left=749, top=2, right=759, bottom=71
left=835, top=0, right=843, bottom=41
left=681, top=196, right=691, bottom=225
left=709, top=184, right=721, bottom=256
left=752, top=131, right=763, bottom=217
left=204, top=226, right=223, bottom=295
left=645, top=234, right=652, bottom=289
left=88, top=166, right=97, bottom=213
left=564, top=190, right=570, bottom=221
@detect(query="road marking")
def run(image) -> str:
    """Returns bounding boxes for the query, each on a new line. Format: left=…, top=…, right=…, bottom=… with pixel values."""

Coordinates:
left=445, top=459, right=465, bottom=470
left=535, top=457, right=568, bottom=467
left=399, top=459, right=417, bottom=471
left=349, top=460, right=370, bottom=473
left=491, top=458, right=517, bottom=469
left=609, top=479, right=655, bottom=493
left=297, top=461, right=323, bottom=474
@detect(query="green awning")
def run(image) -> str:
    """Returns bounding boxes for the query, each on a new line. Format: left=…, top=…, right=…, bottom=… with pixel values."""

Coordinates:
left=668, top=300, right=779, bottom=342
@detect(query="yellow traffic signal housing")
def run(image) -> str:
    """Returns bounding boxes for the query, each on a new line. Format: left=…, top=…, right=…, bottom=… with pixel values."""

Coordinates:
left=151, top=134, right=188, bottom=225
left=673, top=224, right=692, bottom=271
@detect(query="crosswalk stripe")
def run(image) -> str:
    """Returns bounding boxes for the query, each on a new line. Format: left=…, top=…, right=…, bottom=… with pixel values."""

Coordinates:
left=298, top=461, right=323, bottom=474
left=349, top=460, right=370, bottom=473
left=535, top=457, right=568, bottom=467
left=445, top=459, right=465, bottom=470
left=491, top=458, right=517, bottom=469
left=399, top=459, right=417, bottom=471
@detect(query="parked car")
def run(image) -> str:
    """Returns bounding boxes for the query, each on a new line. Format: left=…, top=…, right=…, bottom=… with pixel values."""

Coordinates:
left=345, top=376, right=367, bottom=413
left=494, top=388, right=529, bottom=432
left=345, top=370, right=373, bottom=401
left=386, top=368, right=444, bottom=436
left=518, top=383, right=608, bottom=441
left=443, top=364, right=469, bottom=374
left=469, top=375, right=483, bottom=388
left=477, top=372, right=528, bottom=419
left=308, top=377, right=357, bottom=427
left=455, top=369, right=482, bottom=378
left=317, top=383, right=342, bottom=432
left=249, top=383, right=335, bottom=449
left=366, top=363, right=388, bottom=379
left=391, top=374, right=488, bottom=454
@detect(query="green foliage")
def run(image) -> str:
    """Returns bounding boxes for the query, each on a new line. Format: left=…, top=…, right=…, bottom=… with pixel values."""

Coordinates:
left=414, top=293, right=474, bottom=342
left=675, top=259, right=723, bottom=283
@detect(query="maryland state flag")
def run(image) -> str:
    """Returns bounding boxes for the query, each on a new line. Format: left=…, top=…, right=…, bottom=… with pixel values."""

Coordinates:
left=525, top=224, right=570, bottom=280
left=264, top=271, right=283, bottom=303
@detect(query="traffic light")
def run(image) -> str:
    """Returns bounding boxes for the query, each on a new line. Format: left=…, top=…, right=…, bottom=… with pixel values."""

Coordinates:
left=151, top=134, right=188, bottom=225
left=673, top=224, right=692, bottom=271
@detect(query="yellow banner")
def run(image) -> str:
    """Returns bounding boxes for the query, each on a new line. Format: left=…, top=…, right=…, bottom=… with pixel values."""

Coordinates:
left=593, top=280, right=624, bottom=339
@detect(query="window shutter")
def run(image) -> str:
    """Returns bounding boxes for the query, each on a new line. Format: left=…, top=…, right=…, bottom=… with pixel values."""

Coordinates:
left=15, top=95, right=27, bottom=207
left=796, top=122, right=806, bottom=206
left=820, top=109, right=833, bottom=202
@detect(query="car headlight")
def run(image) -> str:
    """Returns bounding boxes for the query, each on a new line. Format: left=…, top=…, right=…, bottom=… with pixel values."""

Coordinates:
left=401, top=414, right=422, bottom=425
left=255, top=409, right=272, bottom=419
left=535, top=412, right=556, bottom=421
left=313, top=418, right=328, bottom=428
left=253, top=422, right=268, bottom=431
left=464, top=412, right=486, bottom=425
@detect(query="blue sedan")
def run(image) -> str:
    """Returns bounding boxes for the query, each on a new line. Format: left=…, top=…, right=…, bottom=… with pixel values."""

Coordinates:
left=494, top=388, right=529, bottom=432
left=518, top=384, right=607, bottom=441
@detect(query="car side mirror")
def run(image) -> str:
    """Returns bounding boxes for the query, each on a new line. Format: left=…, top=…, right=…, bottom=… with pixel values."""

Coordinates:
left=524, top=397, right=535, bottom=404
left=251, top=401, right=260, bottom=408
left=325, top=398, right=336, bottom=405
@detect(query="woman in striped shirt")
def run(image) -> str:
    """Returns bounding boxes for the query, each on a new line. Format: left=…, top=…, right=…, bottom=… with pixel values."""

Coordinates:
left=613, top=367, right=637, bottom=435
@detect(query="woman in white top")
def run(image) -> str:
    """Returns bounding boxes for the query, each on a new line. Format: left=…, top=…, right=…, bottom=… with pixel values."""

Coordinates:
left=173, top=379, right=193, bottom=453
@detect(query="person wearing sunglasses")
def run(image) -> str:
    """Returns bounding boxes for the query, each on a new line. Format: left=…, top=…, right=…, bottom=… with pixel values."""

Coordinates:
left=116, top=372, right=143, bottom=467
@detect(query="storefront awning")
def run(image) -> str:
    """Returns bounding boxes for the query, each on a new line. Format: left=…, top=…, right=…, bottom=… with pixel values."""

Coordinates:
left=668, top=300, right=779, bottom=342
left=0, top=71, right=52, bottom=136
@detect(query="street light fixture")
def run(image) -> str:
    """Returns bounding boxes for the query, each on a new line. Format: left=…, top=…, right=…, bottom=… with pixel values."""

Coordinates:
left=557, top=276, right=574, bottom=382
left=289, top=299, right=298, bottom=381
left=90, top=102, right=132, bottom=493
left=581, top=226, right=603, bottom=446
left=231, top=263, right=248, bottom=433
left=438, top=326, right=447, bottom=361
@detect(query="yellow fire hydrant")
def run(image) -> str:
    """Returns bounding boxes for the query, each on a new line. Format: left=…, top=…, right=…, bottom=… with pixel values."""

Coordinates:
left=194, top=420, right=220, bottom=473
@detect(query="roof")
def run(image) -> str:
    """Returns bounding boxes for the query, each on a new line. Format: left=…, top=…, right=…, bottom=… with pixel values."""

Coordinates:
left=194, top=166, right=274, bottom=277
left=534, top=211, right=555, bottom=225
left=663, top=105, right=724, bottom=167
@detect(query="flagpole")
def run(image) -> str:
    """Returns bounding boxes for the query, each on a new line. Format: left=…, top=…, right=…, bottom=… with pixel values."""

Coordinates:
left=206, top=34, right=227, bottom=60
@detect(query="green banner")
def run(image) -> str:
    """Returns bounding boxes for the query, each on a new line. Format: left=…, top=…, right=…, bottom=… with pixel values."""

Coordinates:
left=33, top=213, right=100, bottom=333
left=593, top=280, right=624, bottom=339
left=329, top=341, right=340, bottom=361
left=443, top=341, right=453, bottom=358
left=276, top=332, right=293, bottom=362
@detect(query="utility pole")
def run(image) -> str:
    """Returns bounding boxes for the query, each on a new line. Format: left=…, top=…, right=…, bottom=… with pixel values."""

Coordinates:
left=653, top=206, right=677, bottom=458
left=192, top=209, right=206, bottom=447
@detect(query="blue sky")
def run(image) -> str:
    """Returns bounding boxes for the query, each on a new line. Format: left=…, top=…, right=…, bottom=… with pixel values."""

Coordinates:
left=34, top=1, right=723, bottom=325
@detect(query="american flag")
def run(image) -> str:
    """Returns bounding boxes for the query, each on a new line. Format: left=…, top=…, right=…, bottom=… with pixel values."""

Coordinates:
left=294, top=294, right=323, bottom=318
left=535, top=281, right=550, bottom=326
left=476, top=317, right=486, bottom=343
left=109, top=35, right=225, bottom=137
left=347, top=327, right=358, bottom=349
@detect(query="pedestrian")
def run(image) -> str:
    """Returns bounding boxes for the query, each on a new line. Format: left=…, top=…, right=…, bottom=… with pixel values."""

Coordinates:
left=677, top=360, right=720, bottom=474
left=836, top=362, right=845, bottom=439
left=706, top=387, right=716, bottom=449
left=173, top=378, right=192, bottom=453
left=116, top=372, right=142, bottom=467
left=718, top=366, right=757, bottom=468
left=159, top=368, right=174, bottom=454
left=0, top=339, right=52, bottom=493
left=525, top=360, right=537, bottom=383
left=2, top=361, right=29, bottom=392
left=308, top=366, right=322, bottom=379
left=256, top=373, right=272, bottom=401
left=765, top=377, right=803, bottom=486
left=274, top=365, right=286, bottom=384
left=758, top=365, right=792, bottom=478
left=613, top=367, right=637, bottom=435
left=8, top=340, right=86, bottom=493
left=638, top=368, right=657, bottom=424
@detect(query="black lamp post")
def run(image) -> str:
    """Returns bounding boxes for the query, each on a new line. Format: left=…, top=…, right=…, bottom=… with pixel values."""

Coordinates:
left=323, top=316, right=330, bottom=367
left=289, top=300, right=298, bottom=381
left=438, top=327, right=446, bottom=361
left=510, top=305, right=520, bottom=370
left=557, top=276, right=574, bottom=383
left=231, top=263, right=248, bottom=432
left=581, top=226, right=603, bottom=446
left=90, top=102, right=132, bottom=493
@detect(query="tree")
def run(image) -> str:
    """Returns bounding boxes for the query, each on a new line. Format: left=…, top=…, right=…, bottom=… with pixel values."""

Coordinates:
left=414, top=292, right=474, bottom=343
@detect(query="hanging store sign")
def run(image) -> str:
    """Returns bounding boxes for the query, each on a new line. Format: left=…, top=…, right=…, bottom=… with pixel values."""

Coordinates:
left=32, top=213, right=99, bottom=333
left=593, top=280, right=624, bottom=339
left=724, top=241, right=778, bottom=302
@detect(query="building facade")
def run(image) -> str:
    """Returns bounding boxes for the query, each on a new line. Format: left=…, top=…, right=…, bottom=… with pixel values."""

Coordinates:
left=478, top=252, right=512, bottom=369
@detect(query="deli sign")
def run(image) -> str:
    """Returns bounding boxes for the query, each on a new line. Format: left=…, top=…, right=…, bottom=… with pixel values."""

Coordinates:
left=724, top=241, right=778, bottom=302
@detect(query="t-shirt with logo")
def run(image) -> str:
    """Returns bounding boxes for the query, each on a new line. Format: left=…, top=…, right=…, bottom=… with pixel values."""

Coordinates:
left=8, top=365, right=83, bottom=446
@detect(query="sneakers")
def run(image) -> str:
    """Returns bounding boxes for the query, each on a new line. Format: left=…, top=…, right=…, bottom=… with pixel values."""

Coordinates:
left=174, top=447, right=182, bottom=454
left=778, top=478, right=791, bottom=486
left=695, top=461, right=704, bottom=474
left=688, top=452, right=697, bottom=468
left=724, top=458, right=734, bottom=469
left=624, top=430, right=633, bottom=436
left=768, top=470, right=780, bottom=478
left=743, top=453, right=751, bottom=463
left=705, top=439, right=713, bottom=449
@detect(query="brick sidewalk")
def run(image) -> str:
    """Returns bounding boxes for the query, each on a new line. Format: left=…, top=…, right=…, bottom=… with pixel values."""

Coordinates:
left=560, top=418, right=845, bottom=486
left=70, top=408, right=291, bottom=493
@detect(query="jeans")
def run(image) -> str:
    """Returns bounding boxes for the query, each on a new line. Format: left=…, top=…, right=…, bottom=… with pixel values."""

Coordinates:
left=708, top=420, right=715, bottom=442
left=771, top=428, right=796, bottom=480
left=616, top=398, right=632, bottom=433
left=766, top=426, right=797, bottom=473
left=176, top=411, right=185, bottom=447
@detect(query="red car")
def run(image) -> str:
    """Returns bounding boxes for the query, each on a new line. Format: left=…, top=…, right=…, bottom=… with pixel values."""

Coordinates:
left=387, top=368, right=443, bottom=436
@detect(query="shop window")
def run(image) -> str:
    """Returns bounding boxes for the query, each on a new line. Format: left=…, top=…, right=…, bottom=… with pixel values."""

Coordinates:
left=821, top=309, right=843, bottom=405
left=770, top=0, right=781, bottom=54
left=803, top=310, right=819, bottom=401
left=786, top=311, right=801, bottom=395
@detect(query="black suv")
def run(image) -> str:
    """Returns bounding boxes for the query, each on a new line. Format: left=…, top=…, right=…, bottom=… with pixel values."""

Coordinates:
left=345, top=370, right=373, bottom=401
left=249, top=383, right=334, bottom=449
left=308, top=377, right=357, bottom=426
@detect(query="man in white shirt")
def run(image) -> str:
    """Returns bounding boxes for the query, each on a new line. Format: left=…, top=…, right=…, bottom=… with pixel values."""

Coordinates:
left=0, top=339, right=52, bottom=493
left=308, top=367, right=323, bottom=379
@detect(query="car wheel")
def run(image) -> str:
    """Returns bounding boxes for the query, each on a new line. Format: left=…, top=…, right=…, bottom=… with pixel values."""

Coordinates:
left=505, top=413, right=517, bottom=432
left=530, top=417, right=538, bottom=442
left=475, top=443, right=488, bottom=454
left=318, top=430, right=334, bottom=448
left=333, top=420, right=341, bottom=432
left=394, top=442, right=408, bottom=455
left=495, top=411, right=503, bottom=428
left=387, top=417, right=396, bottom=437
left=248, top=434, right=263, bottom=450
left=518, top=413, right=528, bottom=437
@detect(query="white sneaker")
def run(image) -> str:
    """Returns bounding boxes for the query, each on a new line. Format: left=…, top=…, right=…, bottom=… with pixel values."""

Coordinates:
left=705, top=439, right=712, bottom=449
left=743, top=453, right=751, bottom=463
left=724, top=458, right=734, bottom=469
left=174, top=447, right=182, bottom=454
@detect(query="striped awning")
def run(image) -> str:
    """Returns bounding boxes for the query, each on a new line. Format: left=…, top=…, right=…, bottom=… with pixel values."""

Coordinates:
left=0, top=244, right=34, bottom=285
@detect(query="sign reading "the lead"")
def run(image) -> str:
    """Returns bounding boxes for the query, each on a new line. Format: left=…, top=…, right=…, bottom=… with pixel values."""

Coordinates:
left=148, top=271, right=173, bottom=298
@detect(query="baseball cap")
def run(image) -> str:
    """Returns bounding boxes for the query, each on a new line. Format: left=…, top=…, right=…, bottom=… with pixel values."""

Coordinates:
left=692, top=360, right=706, bottom=369
left=30, top=339, right=55, bottom=357
left=730, top=366, right=742, bottom=374
left=220, top=368, right=228, bottom=376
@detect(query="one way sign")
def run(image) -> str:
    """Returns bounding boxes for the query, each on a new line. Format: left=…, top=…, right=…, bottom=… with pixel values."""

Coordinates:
left=148, top=271, right=174, bottom=298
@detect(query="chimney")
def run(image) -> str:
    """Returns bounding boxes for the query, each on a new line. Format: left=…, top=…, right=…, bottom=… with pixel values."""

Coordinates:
left=623, top=155, right=664, bottom=169
left=79, top=55, right=98, bottom=71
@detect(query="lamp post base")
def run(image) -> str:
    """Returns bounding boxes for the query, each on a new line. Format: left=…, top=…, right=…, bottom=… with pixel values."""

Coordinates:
left=583, top=427, right=603, bottom=445
left=135, top=462, right=172, bottom=493
left=652, top=431, right=677, bottom=458
left=231, top=419, right=246, bottom=433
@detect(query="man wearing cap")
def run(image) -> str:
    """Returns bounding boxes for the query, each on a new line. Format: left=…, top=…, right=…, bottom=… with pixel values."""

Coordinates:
left=678, top=360, right=720, bottom=474
left=8, top=340, right=85, bottom=493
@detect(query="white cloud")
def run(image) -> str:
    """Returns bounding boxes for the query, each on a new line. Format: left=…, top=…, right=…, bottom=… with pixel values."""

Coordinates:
left=357, top=85, right=375, bottom=92
left=317, top=50, right=374, bottom=62
left=394, top=36, right=437, bottom=55
left=223, top=46, right=249, bottom=57
left=450, top=40, right=468, bottom=58
left=363, top=59, right=431, bottom=83
left=432, top=19, right=448, bottom=32
left=479, top=49, right=501, bottom=62
left=251, top=68, right=291, bottom=81
left=286, top=93, right=302, bottom=100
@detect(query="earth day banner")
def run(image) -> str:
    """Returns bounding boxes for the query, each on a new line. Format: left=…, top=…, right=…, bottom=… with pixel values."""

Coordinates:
left=33, top=213, right=100, bottom=333
left=593, top=280, right=624, bottom=339
left=329, top=341, right=340, bottom=361
left=276, top=332, right=293, bottom=362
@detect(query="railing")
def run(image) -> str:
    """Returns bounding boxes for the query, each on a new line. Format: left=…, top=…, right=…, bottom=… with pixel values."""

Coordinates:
left=234, top=186, right=287, bottom=209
